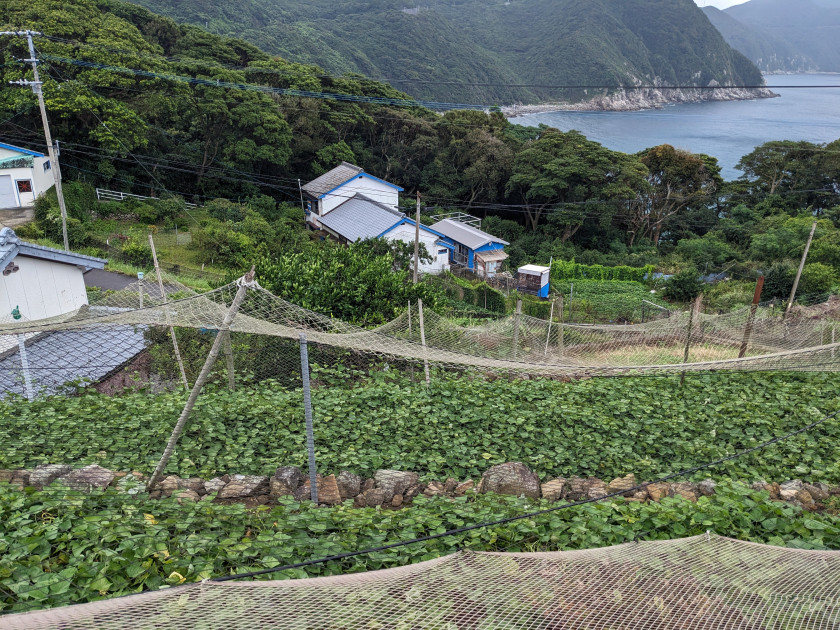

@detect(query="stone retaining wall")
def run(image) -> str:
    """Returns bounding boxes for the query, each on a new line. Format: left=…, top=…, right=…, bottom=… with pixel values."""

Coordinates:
left=2, top=462, right=839, bottom=511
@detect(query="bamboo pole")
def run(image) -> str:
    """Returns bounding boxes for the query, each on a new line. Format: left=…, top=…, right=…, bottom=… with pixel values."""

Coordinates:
left=544, top=298, right=555, bottom=357
left=738, top=276, right=765, bottom=359
left=512, top=299, right=522, bottom=360
left=149, top=235, right=188, bottom=390
left=407, top=300, right=414, bottom=383
left=418, top=298, right=431, bottom=386
left=680, top=295, right=702, bottom=386
left=557, top=294, right=564, bottom=356
left=222, top=331, right=235, bottom=391
left=784, top=220, right=817, bottom=319
left=147, top=267, right=255, bottom=491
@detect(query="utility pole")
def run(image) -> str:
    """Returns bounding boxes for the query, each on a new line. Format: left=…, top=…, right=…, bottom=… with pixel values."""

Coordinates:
left=3, top=30, right=70, bottom=251
left=413, top=191, right=421, bottom=284
left=784, top=220, right=817, bottom=319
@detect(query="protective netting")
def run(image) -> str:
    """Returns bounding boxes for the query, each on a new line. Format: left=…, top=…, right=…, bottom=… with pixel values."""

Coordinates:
left=6, top=534, right=840, bottom=629
left=1, top=276, right=838, bottom=387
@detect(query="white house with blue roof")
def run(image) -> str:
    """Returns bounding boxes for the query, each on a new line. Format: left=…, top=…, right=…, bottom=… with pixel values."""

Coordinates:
left=302, top=163, right=450, bottom=273
left=0, top=142, right=55, bottom=209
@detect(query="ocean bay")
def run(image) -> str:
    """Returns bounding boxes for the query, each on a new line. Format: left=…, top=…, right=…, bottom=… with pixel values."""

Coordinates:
left=516, top=74, right=840, bottom=180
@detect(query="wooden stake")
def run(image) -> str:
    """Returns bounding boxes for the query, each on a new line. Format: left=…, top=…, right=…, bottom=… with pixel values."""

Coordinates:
left=785, top=220, right=817, bottom=319
left=147, top=267, right=255, bottom=491
left=512, top=299, right=522, bottom=360
left=738, top=275, right=764, bottom=359
left=149, top=234, right=188, bottom=390
left=544, top=298, right=555, bottom=357
left=680, top=295, right=702, bottom=386
left=417, top=298, right=431, bottom=386
left=557, top=294, right=564, bottom=356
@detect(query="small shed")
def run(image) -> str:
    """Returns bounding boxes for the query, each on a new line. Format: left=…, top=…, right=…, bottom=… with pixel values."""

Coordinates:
left=0, top=142, right=54, bottom=209
left=517, top=264, right=551, bottom=298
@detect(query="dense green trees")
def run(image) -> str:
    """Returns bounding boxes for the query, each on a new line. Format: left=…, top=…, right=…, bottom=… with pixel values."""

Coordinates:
left=3, top=0, right=839, bottom=302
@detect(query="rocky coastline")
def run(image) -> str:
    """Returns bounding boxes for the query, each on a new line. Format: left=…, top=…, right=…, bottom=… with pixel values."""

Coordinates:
left=503, top=86, right=778, bottom=117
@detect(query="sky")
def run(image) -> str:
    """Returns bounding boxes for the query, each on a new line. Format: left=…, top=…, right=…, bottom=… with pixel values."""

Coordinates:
left=693, top=0, right=750, bottom=8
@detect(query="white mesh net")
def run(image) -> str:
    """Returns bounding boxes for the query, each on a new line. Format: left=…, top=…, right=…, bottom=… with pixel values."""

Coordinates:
left=6, top=534, right=840, bottom=629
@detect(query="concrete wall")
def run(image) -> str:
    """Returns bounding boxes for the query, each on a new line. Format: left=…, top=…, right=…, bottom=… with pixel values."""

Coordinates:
left=321, top=176, right=400, bottom=216
left=0, top=256, right=88, bottom=321
left=0, top=159, right=54, bottom=208
left=386, top=222, right=449, bottom=274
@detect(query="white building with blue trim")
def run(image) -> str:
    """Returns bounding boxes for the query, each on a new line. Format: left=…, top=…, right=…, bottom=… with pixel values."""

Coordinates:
left=429, top=218, right=509, bottom=278
left=301, top=163, right=450, bottom=273
left=0, top=142, right=55, bottom=209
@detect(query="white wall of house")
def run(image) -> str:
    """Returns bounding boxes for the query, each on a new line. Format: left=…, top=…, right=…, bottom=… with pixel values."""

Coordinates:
left=321, top=176, right=400, bottom=216
left=0, top=158, right=54, bottom=208
left=386, top=223, right=450, bottom=274
left=0, top=256, right=88, bottom=322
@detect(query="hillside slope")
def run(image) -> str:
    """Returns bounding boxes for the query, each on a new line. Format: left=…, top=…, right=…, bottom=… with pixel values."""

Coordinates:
left=725, top=0, right=840, bottom=71
left=127, top=0, right=767, bottom=106
left=702, top=6, right=817, bottom=73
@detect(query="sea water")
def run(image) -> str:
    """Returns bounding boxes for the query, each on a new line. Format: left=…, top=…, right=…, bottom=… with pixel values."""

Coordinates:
left=516, top=74, right=840, bottom=180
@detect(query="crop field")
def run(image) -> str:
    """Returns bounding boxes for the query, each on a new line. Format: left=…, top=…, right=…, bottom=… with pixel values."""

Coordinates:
left=3, top=371, right=840, bottom=484
left=2, top=482, right=840, bottom=612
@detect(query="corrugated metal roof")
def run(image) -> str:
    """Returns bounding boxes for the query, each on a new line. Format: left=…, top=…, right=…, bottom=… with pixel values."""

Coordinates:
left=0, top=326, right=147, bottom=398
left=319, top=194, right=405, bottom=242
left=518, top=264, right=550, bottom=274
left=476, top=250, right=509, bottom=263
left=0, top=155, right=34, bottom=169
left=0, top=227, right=107, bottom=269
left=428, top=219, right=509, bottom=250
left=301, top=162, right=363, bottom=197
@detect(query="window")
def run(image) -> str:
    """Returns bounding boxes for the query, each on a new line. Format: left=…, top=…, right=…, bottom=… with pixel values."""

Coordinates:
left=438, top=249, right=448, bottom=255
left=43, top=160, right=51, bottom=172
left=16, top=180, right=32, bottom=194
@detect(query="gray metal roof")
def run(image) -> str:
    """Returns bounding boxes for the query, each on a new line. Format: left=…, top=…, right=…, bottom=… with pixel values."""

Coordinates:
left=301, top=162, right=364, bottom=197
left=0, top=227, right=107, bottom=269
left=0, top=325, right=147, bottom=398
left=428, top=219, right=509, bottom=250
left=319, top=194, right=405, bottom=242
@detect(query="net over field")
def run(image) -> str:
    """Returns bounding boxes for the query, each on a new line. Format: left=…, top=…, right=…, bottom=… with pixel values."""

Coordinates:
left=6, top=534, right=840, bottom=629
left=0, top=274, right=838, bottom=389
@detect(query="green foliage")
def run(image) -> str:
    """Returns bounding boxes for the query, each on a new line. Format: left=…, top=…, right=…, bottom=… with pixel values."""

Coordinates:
left=663, top=268, right=703, bottom=302
left=552, top=279, right=665, bottom=322
left=800, top=262, right=837, bottom=296
left=256, top=242, right=441, bottom=326
left=551, top=260, right=654, bottom=283
left=763, top=262, right=795, bottom=300
left=674, top=234, right=738, bottom=267
left=4, top=372, right=839, bottom=484
left=2, top=481, right=840, bottom=612
left=118, top=238, right=153, bottom=267
left=440, top=272, right=507, bottom=313
left=124, top=0, right=763, bottom=106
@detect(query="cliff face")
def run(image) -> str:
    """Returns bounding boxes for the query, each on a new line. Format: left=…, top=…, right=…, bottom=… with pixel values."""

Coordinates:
left=505, top=86, right=777, bottom=116
left=127, top=0, right=768, bottom=108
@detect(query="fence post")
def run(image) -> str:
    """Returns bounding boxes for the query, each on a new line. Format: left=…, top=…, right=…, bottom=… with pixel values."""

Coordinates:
left=680, top=295, right=702, bottom=386
left=568, top=283, right=574, bottom=322
left=17, top=334, right=34, bottom=401
left=544, top=298, right=555, bottom=357
left=299, top=333, right=318, bottom=504
left=147, top=268, right=256, bottom=491
left=418, top=298, right=431, bottom=386
left=138, top=271, right=144, bottom=309
left=738, top=275, right=764, bottom=359
left=557, top=294, right=564, bottom=356
left=407, top=300, right=415, bottom=383
left=149, top=234, right=188, bottom=390
left=512, top=299, right=522, bottom=360
left=784, top=220, right=817, bottom=319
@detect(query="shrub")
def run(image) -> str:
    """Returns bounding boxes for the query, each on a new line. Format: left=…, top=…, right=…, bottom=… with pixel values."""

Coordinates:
left=663, top=268, right=703, bottom=302
left=120, top=239, right=153, bottom=268
left=800, top=263, right=837, bottom=296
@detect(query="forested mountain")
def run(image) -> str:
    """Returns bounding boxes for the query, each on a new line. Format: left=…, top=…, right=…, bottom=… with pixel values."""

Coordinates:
left=701, top=7, right=816, bottom=73
left=719, top=0, right=840, bottom=72
left=125, top=0, right=765, bottom=105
